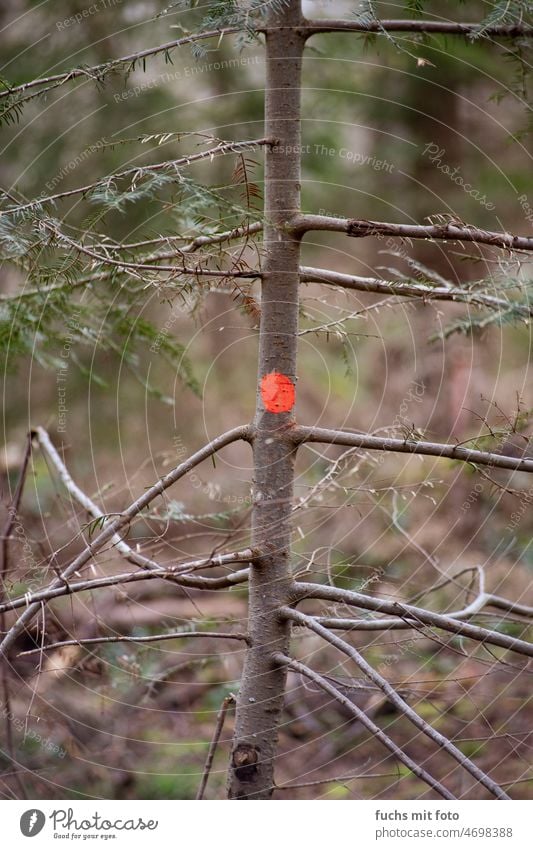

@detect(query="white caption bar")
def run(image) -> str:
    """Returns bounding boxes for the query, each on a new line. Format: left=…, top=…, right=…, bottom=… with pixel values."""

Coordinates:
left=1, top=800, right=531, bottom=848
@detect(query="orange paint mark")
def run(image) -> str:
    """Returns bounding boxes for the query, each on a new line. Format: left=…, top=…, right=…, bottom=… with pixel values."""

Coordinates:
left=260, top=372, right=295, bottom=413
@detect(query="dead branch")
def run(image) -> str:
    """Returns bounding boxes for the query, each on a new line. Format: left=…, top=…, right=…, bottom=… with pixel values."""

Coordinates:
left=272, top=652, right=455, bottom=800
left=315, top=592, right=533, bottom=632
left=0, top=559, right=251, bottom=617
left=293, top=425, right=533, bottom=474
left=196, top=693, right=236, bottom=800
left=283, top=608, right=510, bottom=799
left=291, top=582, right=533, bottom=658
left=19, top=632, right=248, bottom=657
left=0, top=425, right=250, bottom=658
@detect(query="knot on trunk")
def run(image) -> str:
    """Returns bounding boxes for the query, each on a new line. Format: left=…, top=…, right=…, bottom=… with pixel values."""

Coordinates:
left=232, top=744, right=260, bottom=782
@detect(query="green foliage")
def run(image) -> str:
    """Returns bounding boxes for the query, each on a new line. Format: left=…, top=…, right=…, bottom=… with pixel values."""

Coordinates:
left=474, top=0, right=533, bottom=38
left=0, top=123, right=264, bottom=398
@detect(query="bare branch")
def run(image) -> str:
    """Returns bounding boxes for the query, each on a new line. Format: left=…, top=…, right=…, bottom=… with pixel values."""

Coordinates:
left=19, top=632, right=248, bottom=657
left=0, top=559, right=251, bottom=616
left=275, top=770, right=400, bottom=790
left=0, top=425, right=251, bottom=658
left=315, top=591, right=533, bottom=632
left=284, top=608, right=509, bottom=799
left=300, top=266, right=533, bottom=319
left=196, top=693, right=236, bottom=800
left=293, top=216, right=533, bottom=253
left=302, top=19, right=533, bottom=37
left=180, top=221, right=263, bottom=255
left=293, top=425, right=533, bottom=474
left=35, top=426, right=250, bottom=574
left=272, top=652, right=455, bottom=800
left=291, top=582, right=533, bottom=658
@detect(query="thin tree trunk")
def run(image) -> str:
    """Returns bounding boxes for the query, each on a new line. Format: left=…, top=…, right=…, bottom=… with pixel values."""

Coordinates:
left=227, top=0, right=305, bottom=799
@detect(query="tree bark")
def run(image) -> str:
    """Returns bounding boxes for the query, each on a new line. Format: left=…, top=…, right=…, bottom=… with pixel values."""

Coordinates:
left=227, top=0, right=305, bottom=799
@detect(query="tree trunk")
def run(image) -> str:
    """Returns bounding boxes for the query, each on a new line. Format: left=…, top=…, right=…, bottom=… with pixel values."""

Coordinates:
left=227, top=0, right=305, bottom=800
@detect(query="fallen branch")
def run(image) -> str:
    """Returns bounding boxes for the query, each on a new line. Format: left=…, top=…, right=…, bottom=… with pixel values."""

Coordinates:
left=283, top=608, right=509, bottom=799
left=272, top=652, right=455, bottom=800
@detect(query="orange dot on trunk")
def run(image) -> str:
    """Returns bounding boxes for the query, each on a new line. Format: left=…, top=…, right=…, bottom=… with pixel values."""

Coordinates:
left=261, top=372, right=295, bottom=413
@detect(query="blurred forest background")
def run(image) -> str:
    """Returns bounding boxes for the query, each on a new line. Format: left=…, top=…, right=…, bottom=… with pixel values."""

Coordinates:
left=0, top=0, right=532, bottom=799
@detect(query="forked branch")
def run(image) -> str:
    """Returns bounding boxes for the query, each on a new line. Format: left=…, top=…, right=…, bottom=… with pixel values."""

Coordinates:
left=272, top=652, right=455, bottom=800
left=34, top=426, right=252, bottom=580
left=283, top=608, right=509, bottom=799
left=0, top=425, right=250, bottom=658
left=291, top=582, right=533, bottom=658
